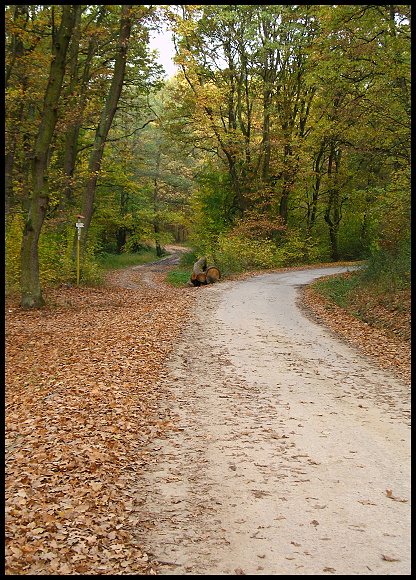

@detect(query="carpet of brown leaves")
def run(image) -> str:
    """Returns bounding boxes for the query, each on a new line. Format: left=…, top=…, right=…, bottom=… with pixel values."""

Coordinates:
left=5, top=263, right=410, bottom=575
left=5, top=273, right=196, bottom=575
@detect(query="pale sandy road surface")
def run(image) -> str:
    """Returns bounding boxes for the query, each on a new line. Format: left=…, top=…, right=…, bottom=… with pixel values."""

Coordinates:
left=136, top=266, right=410, bottom=575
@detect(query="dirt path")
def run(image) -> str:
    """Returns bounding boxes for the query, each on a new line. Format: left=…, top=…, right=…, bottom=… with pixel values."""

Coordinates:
left=134, top=266, right=410, bottom=575
left=105, top=246, right=189, bottom=290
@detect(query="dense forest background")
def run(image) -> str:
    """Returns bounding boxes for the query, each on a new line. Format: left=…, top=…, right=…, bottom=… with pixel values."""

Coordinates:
left=5, top=5, right=410, bottom=307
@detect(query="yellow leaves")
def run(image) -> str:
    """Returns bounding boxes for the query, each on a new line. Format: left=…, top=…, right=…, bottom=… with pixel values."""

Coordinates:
left=216, top=233, right=278, bottom=271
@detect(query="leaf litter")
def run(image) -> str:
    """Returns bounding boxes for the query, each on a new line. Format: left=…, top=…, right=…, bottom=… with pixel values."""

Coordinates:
left=5, top=270, right=196, bottom=575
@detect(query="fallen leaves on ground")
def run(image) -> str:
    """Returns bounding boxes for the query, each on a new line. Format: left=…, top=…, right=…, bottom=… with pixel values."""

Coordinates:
left=381, top=554, right=400, bottom=562
left=5, top=272, right=196, bottom=575
left=385, top=489, right=408, bottom=502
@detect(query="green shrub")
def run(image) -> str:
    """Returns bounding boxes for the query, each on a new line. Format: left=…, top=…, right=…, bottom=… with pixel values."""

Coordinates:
left=361, top=239, right=410, bottom=293
left=96, top=249, right=157, bottom=271
left=274, top=229, right=321, bottom=266
left=38, top=225, right=76, bottom=286
left=74, top=241, right=102, bottom=286
left=213, top=234, right=278, bottom=274
left=203, top=226, right=324, bottom=276
left=179, top=248, right=200, bottom=268
left=312, top=271, right=363, bottom=308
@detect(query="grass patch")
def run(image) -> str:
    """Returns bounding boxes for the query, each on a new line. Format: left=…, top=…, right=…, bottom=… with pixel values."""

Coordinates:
left=166, top=249, right=205, bottom=287
left=311, top=271, right=362, bottom=308
left=165, top=268, right=190, bottom=287
left=310, top=269, right=410, bottom=342
left=97, top=250, right=157, bottom=271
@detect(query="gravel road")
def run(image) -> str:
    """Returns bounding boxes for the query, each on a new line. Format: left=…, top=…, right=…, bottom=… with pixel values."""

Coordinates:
left=137, top=266, right=410, bottom=575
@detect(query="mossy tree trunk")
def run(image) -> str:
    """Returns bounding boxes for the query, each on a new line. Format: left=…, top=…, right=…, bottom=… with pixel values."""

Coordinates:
left=20, top=5, right=79, bottom=308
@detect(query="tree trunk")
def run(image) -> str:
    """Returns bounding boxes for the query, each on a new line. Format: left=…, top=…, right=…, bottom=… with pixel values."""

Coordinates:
left=77, top=5, right=132, bottom=257
left=60, top=7, right=82, bottom=208
left=5, top=6, right=29, bottom=216
left=61, top=10, right=104, bottom=210
left=324, top=145, right=342, bottom=262
left=310, top=146, right=325, bottom=231
left=20, top=5, right=79, bottom=308
left=153, top=149, right=163, bottom=257
left=116, top=228, right=127, bottom=253
left=279, top=142, right=294, bottom=223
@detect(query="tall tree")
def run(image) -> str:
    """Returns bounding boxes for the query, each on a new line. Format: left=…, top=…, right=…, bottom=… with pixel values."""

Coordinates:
left=168, top=5, right=318, bottom=224
left=302, top=4, right=411, bottom=259
left=59, top=5, right=107, bottom=209
left=5, top=5, right=30, bottom=216
left=20, top=5, right=80, bottom=307
left=78, top=5, right=133, bottom=254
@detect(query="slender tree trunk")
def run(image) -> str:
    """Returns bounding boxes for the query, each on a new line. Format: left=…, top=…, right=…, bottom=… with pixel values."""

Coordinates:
left=259, top=84, right=273, bottom=183
left=60, top=11, right=104, bottom=210
left=20, top=5, right=79, bottom=308
left=5, top=148, right=16, bottom=216
left=279, top=141, right=294, bottom=223
left=60, top=7, right=82, bottom=207
left=5, top=5, right=29, bottom=216
left=308, top=145, right=325, bottom=233
left=77, top=5, right=132, bottom=257
left=153, top=149, right=163, bottom=257
left=115, top=188, right=128, bottom=253
left=324, top=145, right=342, bottom=262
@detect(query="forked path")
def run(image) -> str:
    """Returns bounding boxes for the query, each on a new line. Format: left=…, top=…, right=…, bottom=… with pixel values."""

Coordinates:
left=137, top=267, right=410, bottom=575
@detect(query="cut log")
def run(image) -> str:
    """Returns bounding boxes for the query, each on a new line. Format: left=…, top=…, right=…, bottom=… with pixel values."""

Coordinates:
left=190, top=271, right=206, bottom=286
left=189, top=256, right=219, bottom=286
left=205, top=266, right=220, bottom=284
left=190, top=256, right=208, bottom=286
left=193, top=256, right=207, bottom=275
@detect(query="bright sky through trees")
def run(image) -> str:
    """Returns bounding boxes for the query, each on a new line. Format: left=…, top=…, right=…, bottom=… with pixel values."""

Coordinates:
left=148, top=27, right=177, bottom=78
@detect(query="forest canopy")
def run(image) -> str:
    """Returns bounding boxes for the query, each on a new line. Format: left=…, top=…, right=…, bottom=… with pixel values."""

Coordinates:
left=5, top=5, right=410, bottom=306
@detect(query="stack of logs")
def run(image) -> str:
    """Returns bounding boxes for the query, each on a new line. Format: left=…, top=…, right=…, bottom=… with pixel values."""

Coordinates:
left=189, top=256, right=221, bottom=286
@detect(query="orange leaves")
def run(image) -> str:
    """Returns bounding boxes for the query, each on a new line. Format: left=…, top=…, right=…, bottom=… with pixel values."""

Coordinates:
left=5, top=278, right=195, bottom=575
